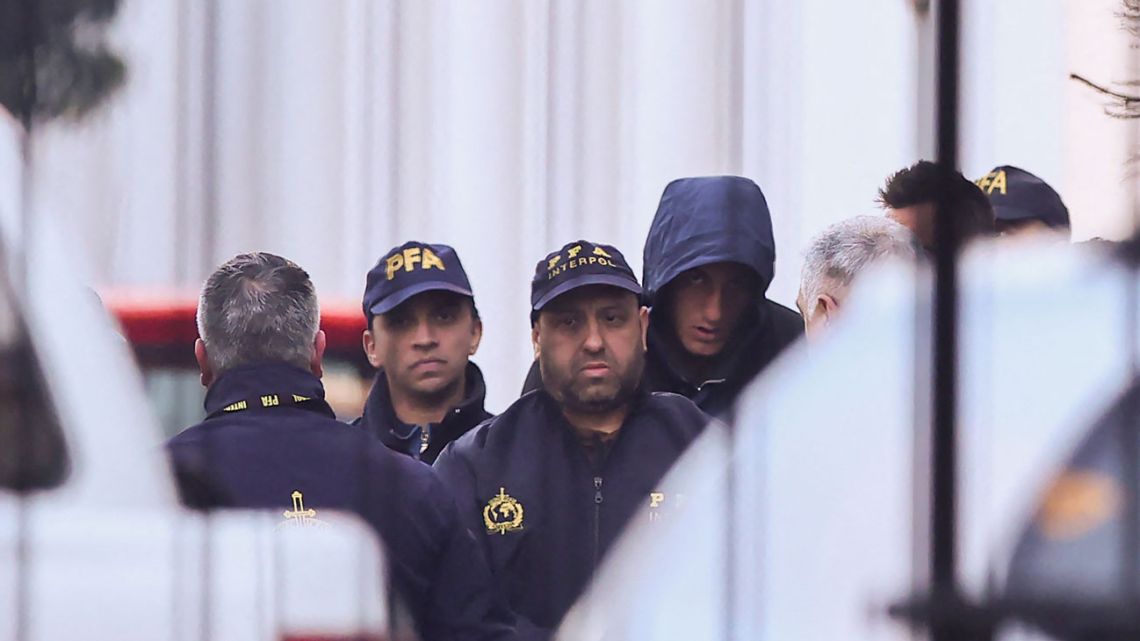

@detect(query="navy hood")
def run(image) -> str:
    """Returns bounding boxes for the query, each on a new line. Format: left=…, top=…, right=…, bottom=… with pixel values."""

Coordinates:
left=642, top=176, right=776, bottom=304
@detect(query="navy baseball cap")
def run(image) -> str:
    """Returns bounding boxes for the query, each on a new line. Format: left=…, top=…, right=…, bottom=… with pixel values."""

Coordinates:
left=976, top=166, right=1070, bottom=229
left=363, top=241, right=473, bottom=319
left=531, top=240, right=641, bottom=311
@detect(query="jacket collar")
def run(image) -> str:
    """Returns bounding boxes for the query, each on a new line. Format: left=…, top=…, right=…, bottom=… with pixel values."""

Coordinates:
left=532, top=384, right=651, bottom=436
left=203, top=362, right=331, bottom=417
left=361, top=361, right=489, bottom=451
left=646, top=303, right=768, bottom=390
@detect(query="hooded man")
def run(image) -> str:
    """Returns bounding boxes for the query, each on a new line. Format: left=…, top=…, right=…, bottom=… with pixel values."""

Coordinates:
left=519, top=176, right=803, bottom=418
left=638, top=175, right=804, bottom=417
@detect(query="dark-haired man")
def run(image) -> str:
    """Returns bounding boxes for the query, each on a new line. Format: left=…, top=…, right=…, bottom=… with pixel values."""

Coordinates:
left=878, top=160, right=996, bottom=253
left=435, top=240, right=710, bottom=632
left=355, top=241, right=491, bottom=463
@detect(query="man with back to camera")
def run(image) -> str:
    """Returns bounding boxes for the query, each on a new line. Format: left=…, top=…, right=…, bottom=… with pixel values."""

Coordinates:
left=434, top=240, right=711, bottom=632
left=354, top=241, right=491, bottom=463
left=878, top=160, right=995, bottom=253
left=165, top=252, right=521, bottom=641
left=976, top=165, right=1071, bottom=241
left=520, top=176, right=803, bottom=418
left=796, top=216, right=920, bottom=339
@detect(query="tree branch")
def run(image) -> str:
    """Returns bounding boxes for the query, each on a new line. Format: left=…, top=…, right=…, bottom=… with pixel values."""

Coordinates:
left=1070, top=73, right=1140, bottom=103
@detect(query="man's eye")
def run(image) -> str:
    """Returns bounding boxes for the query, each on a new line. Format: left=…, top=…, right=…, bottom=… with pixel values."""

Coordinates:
left=686, top=272, right=705, bottom=285
left=728, top=279, right=750, bottom=294
left=385, top=317, right=410, bottom=330
left=558, top=316, right=577, bottom=328
left=437, top=310, right=456, bottom=322
left=604, top=312, right=623, bottom=324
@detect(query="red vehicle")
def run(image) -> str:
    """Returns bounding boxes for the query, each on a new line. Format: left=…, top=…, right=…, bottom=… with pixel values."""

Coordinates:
left=102, top=289, right=375, bottom=437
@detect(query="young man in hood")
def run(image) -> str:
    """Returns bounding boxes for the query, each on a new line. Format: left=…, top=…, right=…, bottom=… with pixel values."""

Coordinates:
left=639, top=175, right=803, bottom=417
left=355, top=241, right=491, bottom=464
left=520, top=176, right=802, bottom=417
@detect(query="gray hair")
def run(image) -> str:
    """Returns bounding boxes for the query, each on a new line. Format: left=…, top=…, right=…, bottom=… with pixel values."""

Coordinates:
left=197, top=252, right=321, bottom=374
left=799, top=216, right=918, bottom=306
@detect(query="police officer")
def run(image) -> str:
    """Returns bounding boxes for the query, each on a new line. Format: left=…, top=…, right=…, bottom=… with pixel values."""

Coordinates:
left=434, top=240, right=710, bottom=631
left=521, top=177, right=803, bottom=418
left=166, top=252, right=518, bottom=641
left=354, top=242, right=491, bottom=463
left=976, top=165, right=1071, bottom=241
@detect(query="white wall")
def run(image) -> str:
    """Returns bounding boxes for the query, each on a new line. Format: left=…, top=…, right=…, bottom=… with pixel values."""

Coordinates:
left=26, top=0, right=1135, bottom=409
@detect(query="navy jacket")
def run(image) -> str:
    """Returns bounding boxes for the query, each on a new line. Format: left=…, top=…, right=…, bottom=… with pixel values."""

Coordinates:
left=641, top=176, right=803, bottom=417
left=355, top=362, right=492, bottom=464
left=166, top=363, right=518, bottom=641
left=433, top=389, right=710, bottom=631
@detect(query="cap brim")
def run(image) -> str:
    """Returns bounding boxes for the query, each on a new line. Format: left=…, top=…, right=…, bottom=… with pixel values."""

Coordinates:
left=369, top=281, right=474, bottom=315
left=993, top=204, right=1069, bottom=228
left=533, top=274, right=642, bottom=311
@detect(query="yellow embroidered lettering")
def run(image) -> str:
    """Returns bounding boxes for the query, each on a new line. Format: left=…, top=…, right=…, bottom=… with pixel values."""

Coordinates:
left=261, top=394, right=280, bottom=407
left=404, top=247, right=422, bottom=272
left=649, top=492, right=665, bottom=508
left=587, top=256, right=598, bottom=265
left=568, top=245, right=582, bottom=258
left=385, top=254, right=404, bottom=280
left=422, top=248, right=445, bottom=271
left=977, top=170, right=1007, bottom=196
left=292, top=394, right=310, bottom=403
left=989, top=169, right=1007, bottom=195
left=548, top=255, right=562, bottom=269
left=593, top=246, right=611, bottom=258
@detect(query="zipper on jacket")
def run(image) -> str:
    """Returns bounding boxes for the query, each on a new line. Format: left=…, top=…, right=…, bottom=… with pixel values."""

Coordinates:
left=695, top=377, right=727, bottom=393
left=593, top=476, right=604, bottom=567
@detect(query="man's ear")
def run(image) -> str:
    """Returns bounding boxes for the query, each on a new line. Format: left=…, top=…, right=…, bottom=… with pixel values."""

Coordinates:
left=469, top=317, right=484, bottom=356
left=362, top=326, right=383, bottom=369
left=816, top=293, right=840, bottom=325
left=310, top=330, right=327, bottom=378
left=639, top=305, right=650, bottom=350
left=194, top=339, right=213, bottom=388
left=531, top=321, right=541, bottom=360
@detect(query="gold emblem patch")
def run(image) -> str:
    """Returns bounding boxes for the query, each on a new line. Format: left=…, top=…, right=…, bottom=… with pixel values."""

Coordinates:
left=281, top=490, right=326, bottom=528
left=483, top=487, right=524, bottom=535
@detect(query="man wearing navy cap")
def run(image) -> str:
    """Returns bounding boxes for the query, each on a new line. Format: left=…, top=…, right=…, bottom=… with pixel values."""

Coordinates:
left=976, top=165, right=1071, bottom=240
left=519, top=176, right=803, bottom=418
left=355, top=241, right=490, bottom=463
left=434, top=240, right=711, bottom=632
left=166, top=252, right=520, bottom=641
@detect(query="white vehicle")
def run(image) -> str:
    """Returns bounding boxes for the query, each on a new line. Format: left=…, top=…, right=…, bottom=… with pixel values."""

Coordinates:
left=0, top=116, right=391, bottom=641
left=557, top=240, right=1132, bottom=641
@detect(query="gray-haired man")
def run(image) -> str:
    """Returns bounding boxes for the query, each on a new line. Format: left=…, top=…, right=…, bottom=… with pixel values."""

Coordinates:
left=796, top=216, right=919, bottom=339
left=166, top=252, right=521, bottom=641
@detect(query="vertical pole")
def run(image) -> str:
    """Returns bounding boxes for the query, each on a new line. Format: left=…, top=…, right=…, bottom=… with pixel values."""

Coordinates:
left=931, top=0, right=961, bottom=640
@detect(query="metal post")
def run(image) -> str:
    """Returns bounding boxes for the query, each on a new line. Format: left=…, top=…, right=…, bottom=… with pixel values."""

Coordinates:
left=931, top=0, right=961, bottom=640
